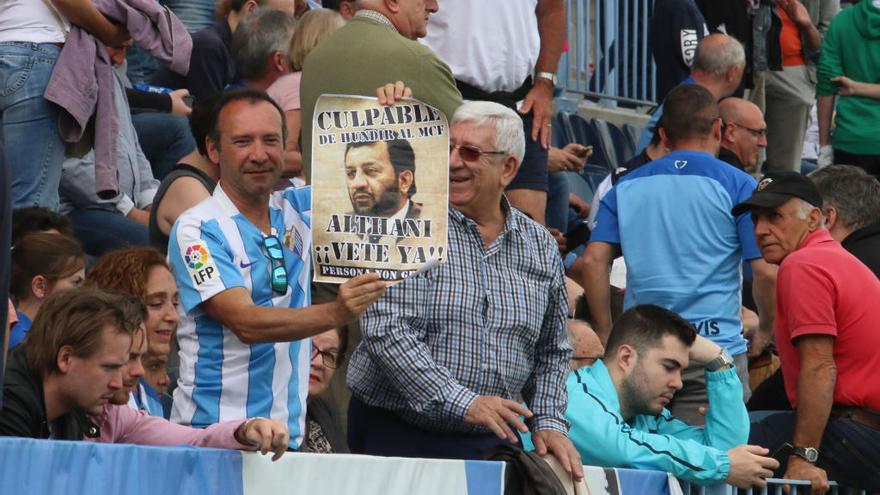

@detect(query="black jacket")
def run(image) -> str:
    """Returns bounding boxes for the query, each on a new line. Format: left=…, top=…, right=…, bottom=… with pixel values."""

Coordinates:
left=842, top=221, right=880, bottom=279
left=484, top=445, right=567, bottom=495
left=718, top=146, right=746, bottom=171
left=0, top=347, right=99, bottom=440
left=303, top=397, right=350, bottom=454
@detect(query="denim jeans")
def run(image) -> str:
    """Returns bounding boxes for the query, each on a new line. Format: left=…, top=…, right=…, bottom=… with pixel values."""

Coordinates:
left=750, top=411, right=880, bottom=491
left=126, top=0, right=216, bottom=84
left=163, top=0, right=216, bottom=32
left=68, top=208, right=150, bottom=257
left=0, top=42, right=64, bottom=210
left=131, top=112, right=195, bottom=181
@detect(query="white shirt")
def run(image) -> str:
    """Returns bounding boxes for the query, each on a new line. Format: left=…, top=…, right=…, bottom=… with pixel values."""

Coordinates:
left=0, top=0, right=69, bottom=44
left=421, top=1, right=541, bottom=93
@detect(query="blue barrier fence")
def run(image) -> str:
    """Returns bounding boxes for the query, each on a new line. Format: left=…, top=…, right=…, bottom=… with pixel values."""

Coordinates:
left=559, top=0, right=658, bottom=107
left=0, top=437, right=868, bottom=495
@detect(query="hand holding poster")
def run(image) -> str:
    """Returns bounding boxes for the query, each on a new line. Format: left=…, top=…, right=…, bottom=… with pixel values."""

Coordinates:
left=311, top=95, right=449, bottom=283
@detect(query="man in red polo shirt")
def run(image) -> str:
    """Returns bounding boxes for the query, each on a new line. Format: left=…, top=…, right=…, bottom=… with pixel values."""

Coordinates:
left=732, top=172, right=880, bottom=494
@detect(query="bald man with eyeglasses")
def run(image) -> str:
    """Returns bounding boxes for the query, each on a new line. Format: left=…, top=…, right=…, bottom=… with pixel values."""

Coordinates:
left=719, top=98, right=768, bottom=173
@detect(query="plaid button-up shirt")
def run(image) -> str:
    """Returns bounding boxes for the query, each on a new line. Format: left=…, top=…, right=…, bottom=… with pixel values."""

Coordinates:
left=347, top=201, right=571, bottom=434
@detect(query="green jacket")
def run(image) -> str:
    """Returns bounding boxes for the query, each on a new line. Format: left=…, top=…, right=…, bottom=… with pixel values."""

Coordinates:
left=816, top=1, right=880, bottom=154
left=299, top=14, right=463, bottom=180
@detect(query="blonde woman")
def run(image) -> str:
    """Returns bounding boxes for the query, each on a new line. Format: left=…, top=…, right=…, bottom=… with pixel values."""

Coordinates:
left=267, top=8, right=345, bottom=179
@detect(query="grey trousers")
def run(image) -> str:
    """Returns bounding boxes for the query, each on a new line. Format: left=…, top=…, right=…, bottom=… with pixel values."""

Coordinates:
left=762, top=66, right=815, bottom=173
left=667, top=352, right=751, bottom=426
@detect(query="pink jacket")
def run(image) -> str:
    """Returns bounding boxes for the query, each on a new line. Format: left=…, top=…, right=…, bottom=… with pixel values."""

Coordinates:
left=86, top=404, right=246, bottom=450
left=44, top=0, right=191, bottom=198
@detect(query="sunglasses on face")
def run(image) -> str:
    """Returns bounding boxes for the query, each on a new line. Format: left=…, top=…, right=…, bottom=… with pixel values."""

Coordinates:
left=450, top=144, right=508, bottom=162
left=262, top=234, right=288, bottom=295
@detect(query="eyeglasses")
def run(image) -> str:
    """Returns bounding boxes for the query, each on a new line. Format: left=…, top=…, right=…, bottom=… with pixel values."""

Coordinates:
left=730, top=122, right=768, bottom=138
left=311, top=343, right=340, bottom=369
left=262, top=235, right=288, bottom=294
left=450, top=144, right=508, bottom=162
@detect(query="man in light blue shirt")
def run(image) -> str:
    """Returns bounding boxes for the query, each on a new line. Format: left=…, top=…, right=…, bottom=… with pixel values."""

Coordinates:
left=582, top=84, right=777, bottom=425
left=168, top=89, right=385, bottom=448
left=564, top=304, right=778, bottom=488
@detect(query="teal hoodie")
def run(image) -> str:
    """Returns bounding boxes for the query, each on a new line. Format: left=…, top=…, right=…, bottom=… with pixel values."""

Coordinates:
left=521, top=360, right=749, bottom=484
left=817, top=1, right=880, bottom=154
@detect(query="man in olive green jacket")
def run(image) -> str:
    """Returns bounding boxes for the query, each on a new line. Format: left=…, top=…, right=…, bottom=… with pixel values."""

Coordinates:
left=300, top=0, right=463, bottom=180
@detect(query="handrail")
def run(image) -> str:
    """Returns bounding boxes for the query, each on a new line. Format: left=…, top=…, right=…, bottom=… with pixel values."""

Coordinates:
left=558, top=0, right=658, bottom=107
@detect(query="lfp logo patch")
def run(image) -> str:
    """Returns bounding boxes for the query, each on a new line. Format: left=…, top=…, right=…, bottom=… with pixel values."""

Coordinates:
left=185, top=243, right=210, bottom=270
left=184, top=242, right=216, bottom=286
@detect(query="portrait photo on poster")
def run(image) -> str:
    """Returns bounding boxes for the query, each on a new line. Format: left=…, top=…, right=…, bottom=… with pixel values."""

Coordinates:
left=310, top=95, right=449, bottom=283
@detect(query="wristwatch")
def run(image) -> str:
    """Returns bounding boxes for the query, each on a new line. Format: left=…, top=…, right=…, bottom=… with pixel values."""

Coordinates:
left=705, top=348, right=733, bottom=372
left=793, top=446, right=820, bottom=463
left=535, top=71, right=558, bottom=87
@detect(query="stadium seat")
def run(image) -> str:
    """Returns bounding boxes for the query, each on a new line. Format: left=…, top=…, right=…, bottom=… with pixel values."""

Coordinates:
left=591, top=118, right=634, bottom=168
left=623, top=123, right=641, bottom=152
left=552, top=111, right=575, bottom=149
left=567, top=114, right=614, bottom=190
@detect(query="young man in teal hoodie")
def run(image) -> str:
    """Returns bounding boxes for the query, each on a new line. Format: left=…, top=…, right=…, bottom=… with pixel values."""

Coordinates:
left=817, top=0, right=880, bottom=178
left=552, top=305, right=778, bottom=488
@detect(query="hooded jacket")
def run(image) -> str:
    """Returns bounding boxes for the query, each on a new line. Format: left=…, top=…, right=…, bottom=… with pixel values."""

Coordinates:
left=816, top=0, right=880, bottom=154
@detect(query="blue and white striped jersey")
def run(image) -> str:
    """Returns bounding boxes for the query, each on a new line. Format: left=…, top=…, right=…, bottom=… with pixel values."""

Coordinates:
left=168, top=184, right=312, bottom=448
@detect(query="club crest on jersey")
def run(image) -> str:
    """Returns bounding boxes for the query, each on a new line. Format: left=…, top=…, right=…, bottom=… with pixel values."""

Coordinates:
left=185, top=242, right=217, bottom=285
left=284, top=226, right=304, bottom=258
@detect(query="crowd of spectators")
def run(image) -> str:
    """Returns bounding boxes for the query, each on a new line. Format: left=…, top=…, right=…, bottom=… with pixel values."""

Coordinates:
left=1, top=0, right=879, bottom=493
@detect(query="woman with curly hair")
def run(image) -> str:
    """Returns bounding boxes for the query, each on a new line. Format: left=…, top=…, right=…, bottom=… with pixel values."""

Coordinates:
left=86, top=246, right=179, bottom=416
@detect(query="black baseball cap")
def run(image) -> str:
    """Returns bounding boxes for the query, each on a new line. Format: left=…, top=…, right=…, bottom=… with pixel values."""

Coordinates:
left=731, top=171, right=823, bottom=216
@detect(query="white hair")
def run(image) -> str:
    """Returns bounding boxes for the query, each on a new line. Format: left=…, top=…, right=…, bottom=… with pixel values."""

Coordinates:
left=793, top=198, right=825, bottom=227
left=692, top=34, right=745, bottom=77
left=450, top=101, right=526, bottom=164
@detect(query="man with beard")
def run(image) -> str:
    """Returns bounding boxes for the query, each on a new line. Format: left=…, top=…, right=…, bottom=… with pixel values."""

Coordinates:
left=563, top=304, right=778, bottom=488
left=344, top=139, right=421, bottom=220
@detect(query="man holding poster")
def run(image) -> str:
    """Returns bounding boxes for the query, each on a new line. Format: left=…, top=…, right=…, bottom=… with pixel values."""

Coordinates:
left=167, top=89, right=386, bottom=449
left=346, top=101, right=583, bottom=481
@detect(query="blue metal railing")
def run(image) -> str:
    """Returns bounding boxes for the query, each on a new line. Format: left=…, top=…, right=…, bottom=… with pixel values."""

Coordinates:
left=558, top=0, right=658, bottom=107
left=679, top=478, right=867, bottom=495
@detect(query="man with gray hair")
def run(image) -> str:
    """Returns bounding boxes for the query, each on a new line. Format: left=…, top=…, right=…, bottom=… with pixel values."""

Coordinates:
left=347, top=101, right=582, bottom=480
left=231, top=8, right=296, bottom=91
left=733, top=172, right=880, bottom=493
left=151, top=0, right=296, bottom=101
left=809, top=164, right=880, bottom=277
left=637, top=33, right=746, bottom=151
